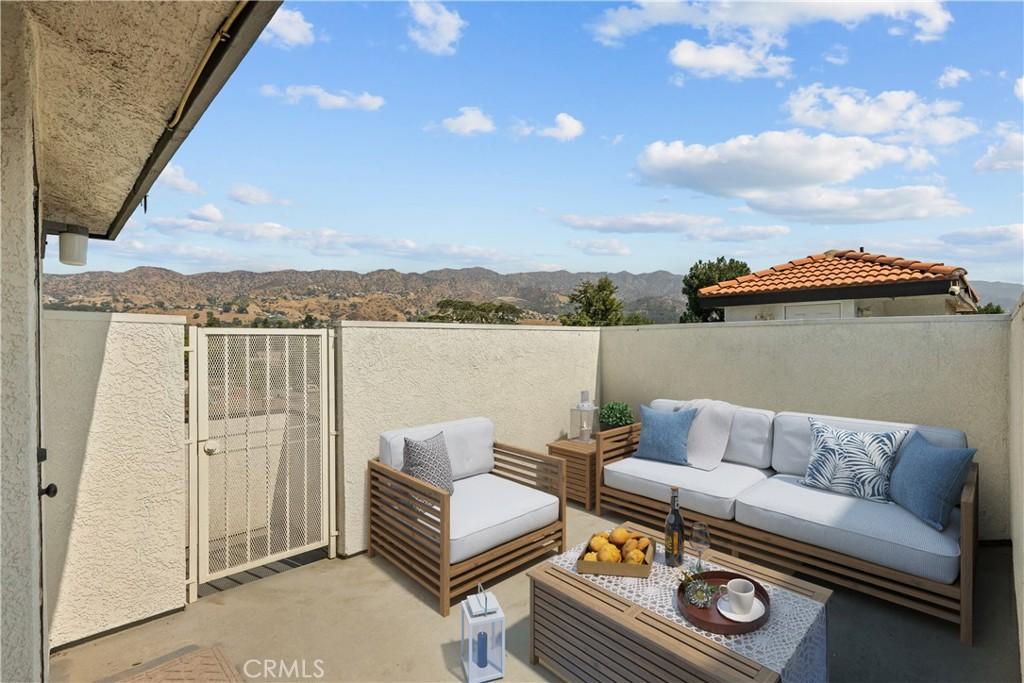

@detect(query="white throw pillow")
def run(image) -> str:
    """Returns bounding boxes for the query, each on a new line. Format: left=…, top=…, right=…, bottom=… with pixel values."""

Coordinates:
left=672, top=399, right=736, bottom=471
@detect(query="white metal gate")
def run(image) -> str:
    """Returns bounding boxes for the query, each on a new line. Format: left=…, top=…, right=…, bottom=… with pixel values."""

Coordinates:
left=188, top=328, right=334, bottom=588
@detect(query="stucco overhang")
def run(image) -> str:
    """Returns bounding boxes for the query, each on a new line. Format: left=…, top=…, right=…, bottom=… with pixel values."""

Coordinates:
left=27, top=0, right=279, bottom=240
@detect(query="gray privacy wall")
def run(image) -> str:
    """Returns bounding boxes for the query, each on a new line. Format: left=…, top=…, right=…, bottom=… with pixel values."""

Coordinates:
left=600, top=315, right=1012, bottom=540
left=335, top=321, right=601, bottom=555
left=42, top=312, right=186, bottom=648
left=1008, top=300, right=1023, bottom=673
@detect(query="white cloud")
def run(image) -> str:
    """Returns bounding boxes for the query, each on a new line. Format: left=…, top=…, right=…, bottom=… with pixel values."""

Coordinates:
left=309, top=230, right=508, bottom=263
left=441, top=107, right=495, bottom=136
left=261, top=8, right=315, bottom=49
left=569, top=238, right=632, bottom=256
left=669, top=40, right=791, bottom=80
left=823, top=44, right=849, bottom=66
left=940, top=224, right=1023, bottom=246
left=561, top=211, right=723, bottom=234
left=636, top=130, right=915, bottom=196
left=1015, top=77, right=1024, bottom=102
left=538, top=113, right=585, bottom=141
left=407, top=1, right=467, bottom=56
left=590, top=1, right=952, bottom=47
left=974, top=130, right=1024, bottom=172
left=937, top=66, right=971, bottom=89
left=188, top=203, right=223, bottom=222
left=149, top=217, right=293, bottom=241
left=229, top=184, right=288, bottom=206
left=745, top=185, right=969, bottom=223
left=700, top=225, right=791, bottom=241
left=262, top=84, right=385, bottom=111
left=157, top=164, right=200, bottom=194
left=785, top=84, right=978, bottom=146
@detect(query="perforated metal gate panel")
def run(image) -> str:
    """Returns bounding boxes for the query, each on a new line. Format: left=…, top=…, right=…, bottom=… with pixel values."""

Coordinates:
left=195, top=329, right=329, bottom=582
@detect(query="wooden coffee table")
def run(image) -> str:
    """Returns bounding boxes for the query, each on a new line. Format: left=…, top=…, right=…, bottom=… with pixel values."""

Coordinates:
left=527, top=522, right=832, bottom=683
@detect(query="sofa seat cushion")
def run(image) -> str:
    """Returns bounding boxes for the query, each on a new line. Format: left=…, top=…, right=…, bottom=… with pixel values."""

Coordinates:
left=736, top=475, right=961, bottom=584
left=603, top=458, right=771, bottom=520
left=449, top=474, right=559, bottom=564
left=380, top=417, right=494, bottom=481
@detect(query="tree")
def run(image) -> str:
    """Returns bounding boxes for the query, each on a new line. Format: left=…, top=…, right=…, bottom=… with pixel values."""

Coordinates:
left=205, top=311, right=221, bottom=326
left=560, top=276, right=624, bottom=326
left=974, top=302, right=1005, bottom=314
left=301, top=314, right=319, bottom=328
left=680, top=257, right=751, bottom=323
left=420, top=299, right=524, bottom=325
left=623, top=311, right=654, bottom=325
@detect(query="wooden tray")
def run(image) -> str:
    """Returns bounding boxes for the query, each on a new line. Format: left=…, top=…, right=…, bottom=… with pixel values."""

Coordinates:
left=576, top=535, right=655, bottom=578
left=676, top=570, right=771, bottom=635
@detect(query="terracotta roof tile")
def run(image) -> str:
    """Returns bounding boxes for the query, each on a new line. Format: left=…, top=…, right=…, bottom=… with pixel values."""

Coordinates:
left=698, top=249, right=974, bottom=300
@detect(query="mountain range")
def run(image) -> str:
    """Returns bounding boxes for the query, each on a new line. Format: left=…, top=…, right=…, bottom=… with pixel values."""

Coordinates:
left=42, top=266, right=1022, bottom=325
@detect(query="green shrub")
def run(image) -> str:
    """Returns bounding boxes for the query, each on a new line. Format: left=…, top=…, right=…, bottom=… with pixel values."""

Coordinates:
left=599, top=402, right=634, bottom=428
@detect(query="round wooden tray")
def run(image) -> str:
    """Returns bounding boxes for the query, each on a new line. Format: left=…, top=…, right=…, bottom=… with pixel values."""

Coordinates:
left=676, top=570, right=771, bottom=635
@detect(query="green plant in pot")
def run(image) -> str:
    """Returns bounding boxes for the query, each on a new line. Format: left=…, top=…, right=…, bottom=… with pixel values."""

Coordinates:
left=599, top=402, right=634, bottom=432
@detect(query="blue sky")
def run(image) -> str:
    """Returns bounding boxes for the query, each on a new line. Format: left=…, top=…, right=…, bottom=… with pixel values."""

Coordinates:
left=49, top=1, right=1024, bottom=282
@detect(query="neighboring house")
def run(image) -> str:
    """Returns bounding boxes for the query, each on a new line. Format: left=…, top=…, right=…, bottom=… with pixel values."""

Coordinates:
left=699, top=249, right=980, bottom=321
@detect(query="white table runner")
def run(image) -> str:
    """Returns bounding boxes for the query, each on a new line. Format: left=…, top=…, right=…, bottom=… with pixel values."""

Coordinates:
left=549, top=542, right=828, bottom=683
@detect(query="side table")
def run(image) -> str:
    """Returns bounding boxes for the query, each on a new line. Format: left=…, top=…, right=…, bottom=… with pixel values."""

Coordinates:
left=546, top=439, right=597, bottom=510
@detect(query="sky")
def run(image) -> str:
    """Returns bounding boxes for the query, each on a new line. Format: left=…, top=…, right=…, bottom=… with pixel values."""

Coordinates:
left=46, top=1, right=1024, bottom=283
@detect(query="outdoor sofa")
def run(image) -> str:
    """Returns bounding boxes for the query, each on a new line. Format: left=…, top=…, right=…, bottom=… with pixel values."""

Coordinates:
left=368, top=417, right=566, bottom=615
left=597, top=399, right=978, bottom=644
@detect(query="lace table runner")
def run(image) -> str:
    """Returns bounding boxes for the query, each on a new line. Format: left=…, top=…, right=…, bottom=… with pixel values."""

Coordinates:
left=549, top=542, right=828, bottom=683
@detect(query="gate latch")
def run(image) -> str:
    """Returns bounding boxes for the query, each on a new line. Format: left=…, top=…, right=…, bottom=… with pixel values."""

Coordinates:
left=202, top=439, right=222, bottom=455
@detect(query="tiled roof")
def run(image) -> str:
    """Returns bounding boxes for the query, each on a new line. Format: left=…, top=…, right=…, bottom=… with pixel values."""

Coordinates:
left=699, top=249, right=972, bottom=299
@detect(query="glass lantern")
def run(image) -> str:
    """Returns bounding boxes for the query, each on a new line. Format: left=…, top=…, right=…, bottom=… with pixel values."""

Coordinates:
left=461, top=588, right=504, bottom=683
left=569, top=390, right=598, bottom=442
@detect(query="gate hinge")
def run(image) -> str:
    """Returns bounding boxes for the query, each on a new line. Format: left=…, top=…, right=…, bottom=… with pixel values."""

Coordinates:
left=37, top=446, right=47, bottom=463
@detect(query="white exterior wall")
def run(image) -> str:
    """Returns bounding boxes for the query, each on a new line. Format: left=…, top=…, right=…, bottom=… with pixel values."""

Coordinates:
left=600, top=316, right=1012, bottom=540
left=41, top=312, right=186, bottom=648
left=724, top=294, right=954, bottom=321
left=1, top=4, right=44, bottom=679
left=335, top=321, right=600, bottom=555
left=1008, top=298, right=1024, bottom=673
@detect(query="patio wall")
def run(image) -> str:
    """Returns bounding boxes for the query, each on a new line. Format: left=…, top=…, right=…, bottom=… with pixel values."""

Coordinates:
left=41, top=311, right=186, bottom=648
left=1, top=5, right=43, bottom=680
left=599, top=315, right=1013, bottom=540
left=335, top=321, right=600, bottom=554
left=1009, top=299, right=1024, bottom=671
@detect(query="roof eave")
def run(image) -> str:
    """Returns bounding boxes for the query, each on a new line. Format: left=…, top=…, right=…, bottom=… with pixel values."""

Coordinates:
left=697, top=278, right=957, bottom=309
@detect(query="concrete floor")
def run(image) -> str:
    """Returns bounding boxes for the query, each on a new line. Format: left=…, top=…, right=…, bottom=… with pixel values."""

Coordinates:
left=51, top=505, right=1020, bottom=683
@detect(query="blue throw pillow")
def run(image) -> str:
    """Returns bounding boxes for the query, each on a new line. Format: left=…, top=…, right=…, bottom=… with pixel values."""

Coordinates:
left=889, top=432, right=975, bottom=530
left=635, top=405, right=698, bottom=465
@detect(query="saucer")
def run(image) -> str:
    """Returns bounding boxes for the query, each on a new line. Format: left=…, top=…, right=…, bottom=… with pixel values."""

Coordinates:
left=717, top=595, right=766, bottom=623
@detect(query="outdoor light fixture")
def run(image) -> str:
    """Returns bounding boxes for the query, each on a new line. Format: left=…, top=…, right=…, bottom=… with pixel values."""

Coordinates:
left=570, top=390, right=598, bottom=443
left=460, top=586, right=504, bottom=683
left=58, top=226, right=88, bottom=266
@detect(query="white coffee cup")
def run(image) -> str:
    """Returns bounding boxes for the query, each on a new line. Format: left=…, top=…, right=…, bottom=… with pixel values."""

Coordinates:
left=725, top=578, right=755, bottom=614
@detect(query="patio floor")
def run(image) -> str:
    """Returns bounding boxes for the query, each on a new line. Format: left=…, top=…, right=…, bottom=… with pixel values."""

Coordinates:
left=50, top=505, right=1020, bottom=683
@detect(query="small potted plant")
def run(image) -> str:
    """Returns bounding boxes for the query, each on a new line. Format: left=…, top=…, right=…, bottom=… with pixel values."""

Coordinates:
left=599, top=401, right=634, bottom=432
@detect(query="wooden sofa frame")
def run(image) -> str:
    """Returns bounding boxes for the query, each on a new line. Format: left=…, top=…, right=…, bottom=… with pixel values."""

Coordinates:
left=595, top=423, right=979, bottom=644
left=368, top=442, right=566, bottom=616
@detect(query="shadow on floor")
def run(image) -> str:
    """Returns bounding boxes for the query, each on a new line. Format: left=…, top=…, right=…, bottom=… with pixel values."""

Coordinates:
left=197, top=548, right=328, bottom=598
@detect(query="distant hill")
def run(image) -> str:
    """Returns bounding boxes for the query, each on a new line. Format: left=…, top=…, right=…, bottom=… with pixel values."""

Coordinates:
left=971, top=280, right=1024, bottom=312
left=42, top=267, right=687, bottom=325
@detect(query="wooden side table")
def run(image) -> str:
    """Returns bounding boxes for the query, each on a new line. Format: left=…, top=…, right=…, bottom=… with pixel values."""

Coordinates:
left=546, top=439, right=597, bottom=510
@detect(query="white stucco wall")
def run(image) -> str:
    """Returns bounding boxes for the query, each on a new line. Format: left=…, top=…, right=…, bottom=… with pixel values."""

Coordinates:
left=724, top=295, right=954, bottom=321
left=1, top=4, right=44, bottom=679
left=600, top=315, right=1012, bottom=539
left=1007, top=298, right=1023, bottom=673
left=41, top=312, right=186, bottom=648
left=335, top=321, right=600, bottom=555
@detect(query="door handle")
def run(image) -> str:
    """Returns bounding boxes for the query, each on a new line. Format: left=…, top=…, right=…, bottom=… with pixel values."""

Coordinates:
left=203, top=439, right=222, bottom=455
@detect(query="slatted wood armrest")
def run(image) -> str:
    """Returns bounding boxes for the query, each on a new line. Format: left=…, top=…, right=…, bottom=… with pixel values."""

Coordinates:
left=595, top=423, right=641, bottom=515
left=367, top=459, right=448, bottom=579
left=492, top=442, right=565, bottom=500
left=958, top=463, right=979, bottom=644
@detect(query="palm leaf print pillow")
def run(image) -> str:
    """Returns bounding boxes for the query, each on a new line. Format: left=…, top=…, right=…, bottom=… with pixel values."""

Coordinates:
left=803, top=419, right=909, bottom=502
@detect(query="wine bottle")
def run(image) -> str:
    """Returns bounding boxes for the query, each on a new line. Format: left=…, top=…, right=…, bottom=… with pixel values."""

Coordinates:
left=664, top=486, right=685, bottom=568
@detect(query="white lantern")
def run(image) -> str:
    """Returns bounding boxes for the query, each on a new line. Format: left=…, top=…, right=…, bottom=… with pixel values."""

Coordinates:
left=460, top=587, right=504, bottom=683
left=569, top=390, right=598, bottom=442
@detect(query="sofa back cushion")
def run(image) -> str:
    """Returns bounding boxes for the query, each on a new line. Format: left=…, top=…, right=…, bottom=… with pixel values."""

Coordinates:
left=380, top=417, right=494, bottom=480
left=649, top=399, right=775, bottom=469
left=771, top=411, right=967, bottom=476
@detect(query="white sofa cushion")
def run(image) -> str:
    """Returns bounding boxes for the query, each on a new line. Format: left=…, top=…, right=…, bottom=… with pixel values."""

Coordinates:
left=449, top=474, right=559, bottom=563
left=736, top=474, right=961, bottom=584
left=603, top=457, right=771, bottom=520
left=380, top=417, right=494, bottom=481
left=650, top=399, right=775, bottom=469
left=771, top=411, right=967, bottom=476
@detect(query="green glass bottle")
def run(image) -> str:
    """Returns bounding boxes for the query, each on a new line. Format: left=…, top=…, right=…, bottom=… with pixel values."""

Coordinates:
left=664, top=486, right=685, bottom=567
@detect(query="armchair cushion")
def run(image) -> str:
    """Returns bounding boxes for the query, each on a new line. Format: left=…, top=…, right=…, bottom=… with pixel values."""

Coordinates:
left=380, top=417, right=494, bottom=480
left=449, top=474, right=559, bottom=563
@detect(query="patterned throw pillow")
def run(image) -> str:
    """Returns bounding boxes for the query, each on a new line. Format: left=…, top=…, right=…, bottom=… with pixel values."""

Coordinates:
left=803, top=419, right=909, bottom=502
left=402, top=432, right=454, bottom=494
